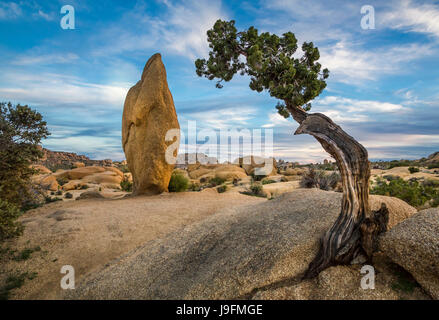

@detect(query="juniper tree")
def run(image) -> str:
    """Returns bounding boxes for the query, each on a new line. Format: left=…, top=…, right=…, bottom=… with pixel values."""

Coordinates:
left=195, top=20, right=388, bottom=277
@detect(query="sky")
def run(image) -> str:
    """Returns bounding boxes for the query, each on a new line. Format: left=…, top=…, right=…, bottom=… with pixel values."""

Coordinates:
left=1, top=0, right=439, bottom=163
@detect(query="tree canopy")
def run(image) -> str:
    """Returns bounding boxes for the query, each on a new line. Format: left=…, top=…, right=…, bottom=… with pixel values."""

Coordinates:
left=0, top=102, right=50, bottom=206
left=195, top=19, right=329, bottom=117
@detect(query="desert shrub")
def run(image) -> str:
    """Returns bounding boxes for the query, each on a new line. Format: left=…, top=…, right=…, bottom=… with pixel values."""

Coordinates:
left=209, top=176, right=226, bottom=187
left=45, top=196, right=62, bottom=204
left=188, top=182, right=201, bottom=191
left=64, top=192, right=73, bottom=199
left=80, top=185, right=89, bottom=190
left=0, top=199, right=23, bottom=241
left=427, top=162, right=439, bottom=169
left=371, top=177, right=439, bottom=208
left=250, top=172, right=267, bottom=181
left=217, top=184, right=228, bottom=193
left=56, top=176, right=68, bottom=186
left=0, top=102, right=49, bottom=209
left=408, top=166, right=420, bottom=174
left=262, top=179, right=276, bottom=185
left=388, top=160, right=416, bottom=169
left=383, top=175, right=399, bottom=182
left=422, top=179, right=439, bottom=188
left=168, top=172, right=189, bottom=192
left=300, top=168, right=341, bottom=191
left=118, top=164, right=130, bottom=173
left=56, top=190, right=62, bottom=196
left=120, top=177, right=133, bottom=192
left=250, top=183, right=263, bottom=195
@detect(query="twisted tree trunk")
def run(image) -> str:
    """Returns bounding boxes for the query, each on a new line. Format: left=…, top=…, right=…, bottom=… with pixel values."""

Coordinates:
left=286, top=104, right=389, bottom=278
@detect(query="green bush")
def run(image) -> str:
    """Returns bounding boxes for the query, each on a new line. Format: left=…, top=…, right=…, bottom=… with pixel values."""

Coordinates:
left=64, top=192, right=73, bottom=199
left=120, top=177, right=133, bottom=192
left=217, top=184, right=228, bottom=193
left=189, top=182, right=201, bottom=192
left=371, top=177, right=439, bottom=208
left=250, top=183, right=263, bottom=195
left=56, top=176, right=68, bottom=186
left=300, top=168, right=340, bottom=191
left=427, top=162, right=439, bottom=169
left=408, top=166, right=420, bottom=174
left=262, top=179, right=276, bottom=185
left=250, top=172, right=267, bottom=181
left=209, top=176, right=226, bottom=187
left=168, top=172, right=189, bottom=192
left=0, top=199, right=23, bottom=241
left=0, top=102, right=49, bottom=209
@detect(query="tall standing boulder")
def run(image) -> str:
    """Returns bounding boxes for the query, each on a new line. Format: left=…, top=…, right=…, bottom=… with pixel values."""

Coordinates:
left=122, top=53, right=180, bottom=195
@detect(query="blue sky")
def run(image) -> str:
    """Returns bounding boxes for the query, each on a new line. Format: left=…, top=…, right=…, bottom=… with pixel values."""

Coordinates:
left=1, top=0, right=439, bottom=162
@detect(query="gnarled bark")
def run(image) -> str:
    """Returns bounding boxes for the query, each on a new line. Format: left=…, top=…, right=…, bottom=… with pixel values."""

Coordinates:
left=286, top=104, right=388, bottom=278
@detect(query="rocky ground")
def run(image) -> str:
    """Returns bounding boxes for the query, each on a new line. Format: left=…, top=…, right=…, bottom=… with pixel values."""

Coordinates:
left=1, top=159, right=438, bottom=300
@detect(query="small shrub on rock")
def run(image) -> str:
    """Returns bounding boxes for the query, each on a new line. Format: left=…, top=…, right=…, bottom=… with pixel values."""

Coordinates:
left=217, top=184, right=228, bottom=193
left=209, top=176, right=226, bottom=187
left=300, top=168, right=341, bottom=191
left=408, top=166, right=420, bottom=174
left=168, top=172, right=189, bottom=192
left=64, top=192, right=73, bottom=199
left=120, top=177, right=133, bottom=192
left=250, top=183, right=263, bottom=196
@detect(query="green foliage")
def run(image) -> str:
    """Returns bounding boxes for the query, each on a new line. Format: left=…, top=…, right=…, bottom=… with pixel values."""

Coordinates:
left=408, top=166, right=420, bottom=174
left=0, top=199, right=23, bottom=241
left=168, top=172, right=189, bottom=192
left=12, top=246, right=41, bottom=261
left=217, top=184, right=228, bottom=193
left=80, top=185, right=89, bottom=190
left=300, top=168, right=340, bottom=191
left=262, top=179, right=276, bottom=185
left=250, top=183, right=263, bottom=195
left=0, top=271, right=37, bottom=300
left=120, top=177, right=133, bottom=192
left=209, top=176, right=226, bottom=187
left=0, top=102, right=50, bottom=207
left=56, top=176, right=68, bottom=186
left=195, top=20, right=328, bottom=115
left=44, top=196, right=62, bottom=203
left=371, top=177, right=439, bottom=208
left=250, top=172, right=267, bottom=181
left=189, top=182, right=201, bottom=192
left=427, top=162, right=439, bottom=169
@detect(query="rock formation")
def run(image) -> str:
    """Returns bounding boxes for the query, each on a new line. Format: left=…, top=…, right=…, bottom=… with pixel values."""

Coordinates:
left=122, top=53, right=180, bottom=195
left=379, top=207, right=439, bottom=299
left=67, top=189, right=417, bottom=299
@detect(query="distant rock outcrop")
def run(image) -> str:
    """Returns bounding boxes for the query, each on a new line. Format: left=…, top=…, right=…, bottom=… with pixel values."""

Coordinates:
left=380, top=207, right=439, bottom=299
left=36, top=147, right=112, bottom=170
left=122, top=53, right=180, bottom=195
left=234, top=156, right=278, bottom=176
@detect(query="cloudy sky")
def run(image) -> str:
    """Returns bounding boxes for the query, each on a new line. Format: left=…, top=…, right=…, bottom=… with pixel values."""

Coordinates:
left=1, top=0, right=439, bottom=163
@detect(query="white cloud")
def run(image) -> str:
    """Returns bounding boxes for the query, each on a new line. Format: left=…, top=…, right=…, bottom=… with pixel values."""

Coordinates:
left=0, top=2, right=22, bottom=20
left=316, top=96, right=407, bottom=113
left=182, top=106, right=258, bottom=129
left=320, top=41, right=432, bottom=83
left=12, top=53, right=79, bottom=65
left=262, top=112, right=292, bottom=128
left=92, top=0, right=227, bottom=60
left=382, top=0, right=439, bottom=38
left=0, top=71, right=128, bottom=108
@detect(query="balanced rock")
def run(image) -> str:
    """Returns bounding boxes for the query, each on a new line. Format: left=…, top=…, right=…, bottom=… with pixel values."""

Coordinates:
left=122, top=53, right=180, bottom=195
